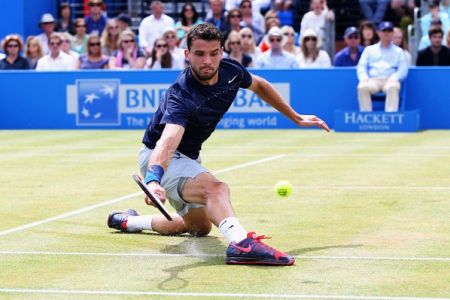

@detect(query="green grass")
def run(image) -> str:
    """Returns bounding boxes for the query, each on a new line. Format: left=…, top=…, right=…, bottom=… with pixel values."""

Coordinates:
left=0, top=130, right=449, bottom=299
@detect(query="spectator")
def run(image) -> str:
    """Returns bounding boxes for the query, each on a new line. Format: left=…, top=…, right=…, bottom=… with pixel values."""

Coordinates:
left=37, top=13, right=57, bottom=54
left=240, top=0, right=265, bottom=39
left=255, top=26, right=299, bottom=68
left=36, top=33, right=76, bottom=71
left=300, top=0, right=334, bottom=49
left=0, top=34, right=29, bottom=70
left=117, top=13, right=132, bottom=32
left=276, top=0, right=295, bottom=27
left=281, top=25, right=300, bottom=55
left=446, top=28, right=450, bottom=47
left=163, top=27, right=185, bottom=69
left=101, top=19, right=120, bottom=56
left=85, top=0, right=108, bottom=36
left=223, top=8, right=243, bottom=42
left=72, top=18, right=89, bottom=55
left=441, top=0, right=450, bottom=16
left=258, top=13, right=281, bottom=52
left=175, top=2, right=202, bottom=42
left=225, top=31, right=253, bottom=67
left=139, top=0, right=175, bottom=55
left=334, top=26, right=364, bottom=67
left=393, top=27, right=412, bottom=65
left=60, top=32, right=79, bottom=66
left=24, top=36, right=44, bottom=69
left=384, top=0, right=415, bottom=28
left=109, top=30, right=145, bottom=69
left=419, top=20, right=444, bottom=50
left=146, top=38, right=173, bottom=69
left=360, top=20, right=379, bottom=47
left=205, top=0, right=230, bottom=33
left=76, top=35, right=109, bottom=69
left=359, top=0, right=390, bottom=24
left=56, top=3, right=75, bottom=35
left=416, top=27, right=450, bottom=66
left=421, top=0, right=450, bottom=43
left=356, top=21, right=408, bottom=112
left=297, top=28, right=331, bottom=67
left=240, top=27, right=261, bottom=62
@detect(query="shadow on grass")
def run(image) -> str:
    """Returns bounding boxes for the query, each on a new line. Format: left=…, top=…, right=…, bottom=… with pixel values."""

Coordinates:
left=288, top=243, right=364, bottom=255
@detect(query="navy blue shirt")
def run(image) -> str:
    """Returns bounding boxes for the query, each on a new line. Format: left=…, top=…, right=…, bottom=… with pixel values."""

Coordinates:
left=333, top=46, right=364, bottom=67
left=143, top=58, right=252, bottom=159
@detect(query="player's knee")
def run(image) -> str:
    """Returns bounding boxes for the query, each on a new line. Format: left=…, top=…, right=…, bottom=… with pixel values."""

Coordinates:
left=188, top=222, right=212, bottom=237
left=201, top=181, right=230, bottom=203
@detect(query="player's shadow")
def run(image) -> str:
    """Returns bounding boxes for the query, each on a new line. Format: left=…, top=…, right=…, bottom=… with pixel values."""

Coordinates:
left=288, top=243, right=364, bottom=255
left=156, top=236, right=225, bottom=291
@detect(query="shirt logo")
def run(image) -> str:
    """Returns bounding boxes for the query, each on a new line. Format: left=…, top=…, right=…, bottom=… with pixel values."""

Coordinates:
left=228, top=75, right=238, bottom=84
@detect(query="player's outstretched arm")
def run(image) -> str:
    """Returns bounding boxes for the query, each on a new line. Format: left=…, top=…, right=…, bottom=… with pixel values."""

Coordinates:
left=247, top=74, right=330, bottom=132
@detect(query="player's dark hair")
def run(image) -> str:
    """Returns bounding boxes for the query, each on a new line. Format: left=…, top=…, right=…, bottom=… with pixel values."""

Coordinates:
left=186, top=23, right=223, bottom=50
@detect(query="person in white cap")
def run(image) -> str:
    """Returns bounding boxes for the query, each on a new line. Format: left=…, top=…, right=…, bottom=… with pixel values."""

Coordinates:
left=255, top=26, right=299, bottom=68
left=37, top=13, right=56, bottom=54
left=297, top=28, right=331, bottom=68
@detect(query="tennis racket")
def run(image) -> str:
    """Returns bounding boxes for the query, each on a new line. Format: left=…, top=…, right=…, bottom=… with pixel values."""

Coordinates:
left=131, top=173, right=173, bottom=221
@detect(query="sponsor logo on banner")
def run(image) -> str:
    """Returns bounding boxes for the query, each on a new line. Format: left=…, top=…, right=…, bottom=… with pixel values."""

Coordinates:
left=67, top=80, right=290, bottom=127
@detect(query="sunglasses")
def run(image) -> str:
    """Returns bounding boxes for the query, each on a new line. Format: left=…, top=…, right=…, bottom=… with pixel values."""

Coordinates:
left=241, top=4, right=251, bottom=8
left=7, top=44, right=19, bottom=48
left=61, top=40, right=70, bottom=44
left=109, top=26, right=118, bottom=29
left=304, top=37, right=317, bottom=42
left=89, top=42, right=101, bottom=46
left=230, top=14, right=241, bottom=18
left=230, top=41, right=241, bottom=45
left=49, top=42, right=61, bottom=46
left=184, top=8, right=193, bottom=11
left=122, top=39, right=134, bottom=44
left=284, top=32, right=295, bottom=36
left=165, top=34, right=176, bottom=39
left=347, top=34, right=359, bottom=39
left=76, top=24, right=86, bottom=28
left=156, top=44, right=168, bottom=48
left=269, top=37, right=282, bottom=43
left=89, top=3, right=102, bottom=7
left=241, top=34, right=252, bottom=39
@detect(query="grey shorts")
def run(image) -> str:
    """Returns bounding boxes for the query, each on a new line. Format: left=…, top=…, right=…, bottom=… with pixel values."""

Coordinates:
left=138, top=147, right=207, bottom=216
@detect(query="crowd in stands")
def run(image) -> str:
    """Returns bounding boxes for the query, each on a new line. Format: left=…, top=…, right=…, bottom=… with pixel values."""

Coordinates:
left=2, top=0, right=450, bottom=72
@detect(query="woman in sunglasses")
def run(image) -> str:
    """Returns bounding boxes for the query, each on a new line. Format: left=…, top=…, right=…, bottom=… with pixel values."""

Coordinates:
left=72, top=18, right=89, bottom=54
left=146, top=38, right=175, bottom=69
left=297, top=28, right=331, bottom=68
left=77, top=35, right=109, bottom=69
left=281, top=25, right=300, bottom=55
left=101, top=19, right=120, bottom=56
left=109, top=30, right=145, bottom=69
left=239, top=27, right=261, bottom=62
left=225, top=31, right=253, bottom=67
left=24, top=36, right=44, bottom=70
left=0, top=34, right=29, bottom=70
left=175, top=2, right=202, bottom=43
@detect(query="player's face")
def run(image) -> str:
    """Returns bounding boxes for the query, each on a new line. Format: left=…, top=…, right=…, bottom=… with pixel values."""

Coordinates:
left=186, top=39, right=223, bottom=84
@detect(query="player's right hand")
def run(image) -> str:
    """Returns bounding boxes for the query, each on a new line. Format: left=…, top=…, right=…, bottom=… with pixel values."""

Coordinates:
left=145, top=181, right=167, bottom=206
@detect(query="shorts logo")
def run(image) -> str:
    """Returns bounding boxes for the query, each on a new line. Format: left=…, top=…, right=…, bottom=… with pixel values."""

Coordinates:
left=76, top=79, right=120, bottom=126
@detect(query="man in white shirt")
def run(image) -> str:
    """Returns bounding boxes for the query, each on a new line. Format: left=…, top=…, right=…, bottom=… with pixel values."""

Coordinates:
left=36, top=13, right=56, bottom=54
left=36, top=33, right=76, bottom=71
left=300, top=0, right=334, bottom=47
left=139, top=0, right=175, bottom=55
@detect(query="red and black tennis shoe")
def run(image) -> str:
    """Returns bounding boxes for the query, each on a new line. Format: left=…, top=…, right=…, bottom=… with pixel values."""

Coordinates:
left=107, top=209, right=140, bottom=233
left=225, top=232, right=295, bottom=266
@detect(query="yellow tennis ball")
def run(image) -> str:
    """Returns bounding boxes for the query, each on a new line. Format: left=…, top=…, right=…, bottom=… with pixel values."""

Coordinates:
left=275, top=180, right=292, bottom=198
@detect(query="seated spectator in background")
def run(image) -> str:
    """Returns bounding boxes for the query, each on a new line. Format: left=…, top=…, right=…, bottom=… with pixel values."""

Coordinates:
left=416, top=27, right=450, bottom=66
left=334, top=26, right=364, bottom=67
left=205, top=0, right=230, bottom=33
left=446, top=28, right=450, bottom=47
left=240, top=27, right=261, bottom=62
left=145, top=38, right=173, bottom=69
left=419, top=20, right=445, bottom=50
left=163, top=27, right=185, bottom=69
left=360, top=20, right=379, bottom=47
left=359, top=0, right=389, bottom=24
left=225, top=31, right=253, bottom=67
left=77, top=35, right=109, bottom=69
left=240, top=0, right=265, bottom=39
left=393, top=27, right=411, bottom=65
left=25, top=36, right=44, bottom=69
left=37, top=13, right=56, bottom=54
left=175, top=2, right=202, bottom=43
left=139, top=0, right=175, bottom=55
left=223, top=8, right=243, bottom=42
left=281, top=25, right=300, bottom=55
left=300, top=0, right=334, bottom=48
left=297, top=28, right=331, bottom=67
left=109, top=30, right=145, bottom=69
left=117, top=13, right=132, bottom=32
left=384, top=0, right=415, bottom=29
left=60, top=32, right=79, bottom=66
left=101, top=19, right=120, bottom=56
left=356, top=21, right=408, bottom=112
left=275, top=0, right=295, bottom=27
left=85, top=0, right=108, bottom=36
left=441, top=0, right=450, bottom=16
left=36, top=33, right=76, bottom=71
left=258, top=13, right=281, bottom=52
left=421, top=0, right=450, bottom=43
left=72, top=18, right=89, bottom=55
left=255, top=26, right=299, bottom=68
left=0, top=34, right=29, bottom=70
left=56, top=3, right=75, bottom=35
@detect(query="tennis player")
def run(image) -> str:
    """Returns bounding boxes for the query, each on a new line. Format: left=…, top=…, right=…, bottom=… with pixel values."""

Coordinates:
left=108, top=23, right=329, bottom=266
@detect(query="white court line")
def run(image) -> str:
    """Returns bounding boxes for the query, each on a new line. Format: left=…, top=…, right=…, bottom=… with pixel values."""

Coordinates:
left=0, top=155, right=285, bottom=237
left=231, top=185, right=450, bottom=191
left=0, top=288, right=449, bottom=300
left=1, top=251, right=449, bottom=262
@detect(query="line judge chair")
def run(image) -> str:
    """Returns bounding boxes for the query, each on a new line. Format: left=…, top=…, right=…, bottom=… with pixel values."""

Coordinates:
left=371, top=81, right=407, bottom=111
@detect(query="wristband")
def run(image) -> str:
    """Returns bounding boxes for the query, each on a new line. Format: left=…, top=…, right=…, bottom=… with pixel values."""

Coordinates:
left=144, top=164, right=164, bottom=184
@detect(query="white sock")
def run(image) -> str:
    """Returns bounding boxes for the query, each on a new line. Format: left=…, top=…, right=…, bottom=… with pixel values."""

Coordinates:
left=219, top=217, right=247, bottom=243
left=126, top=215, right=153, bottom=232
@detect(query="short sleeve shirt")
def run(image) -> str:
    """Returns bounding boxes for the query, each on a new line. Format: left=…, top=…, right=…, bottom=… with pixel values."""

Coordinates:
left=143, top=58, right=252, bottom=159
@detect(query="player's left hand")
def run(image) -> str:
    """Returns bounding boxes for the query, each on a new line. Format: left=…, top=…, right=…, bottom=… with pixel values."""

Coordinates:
left=298, top=115, right=330, bottom=132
